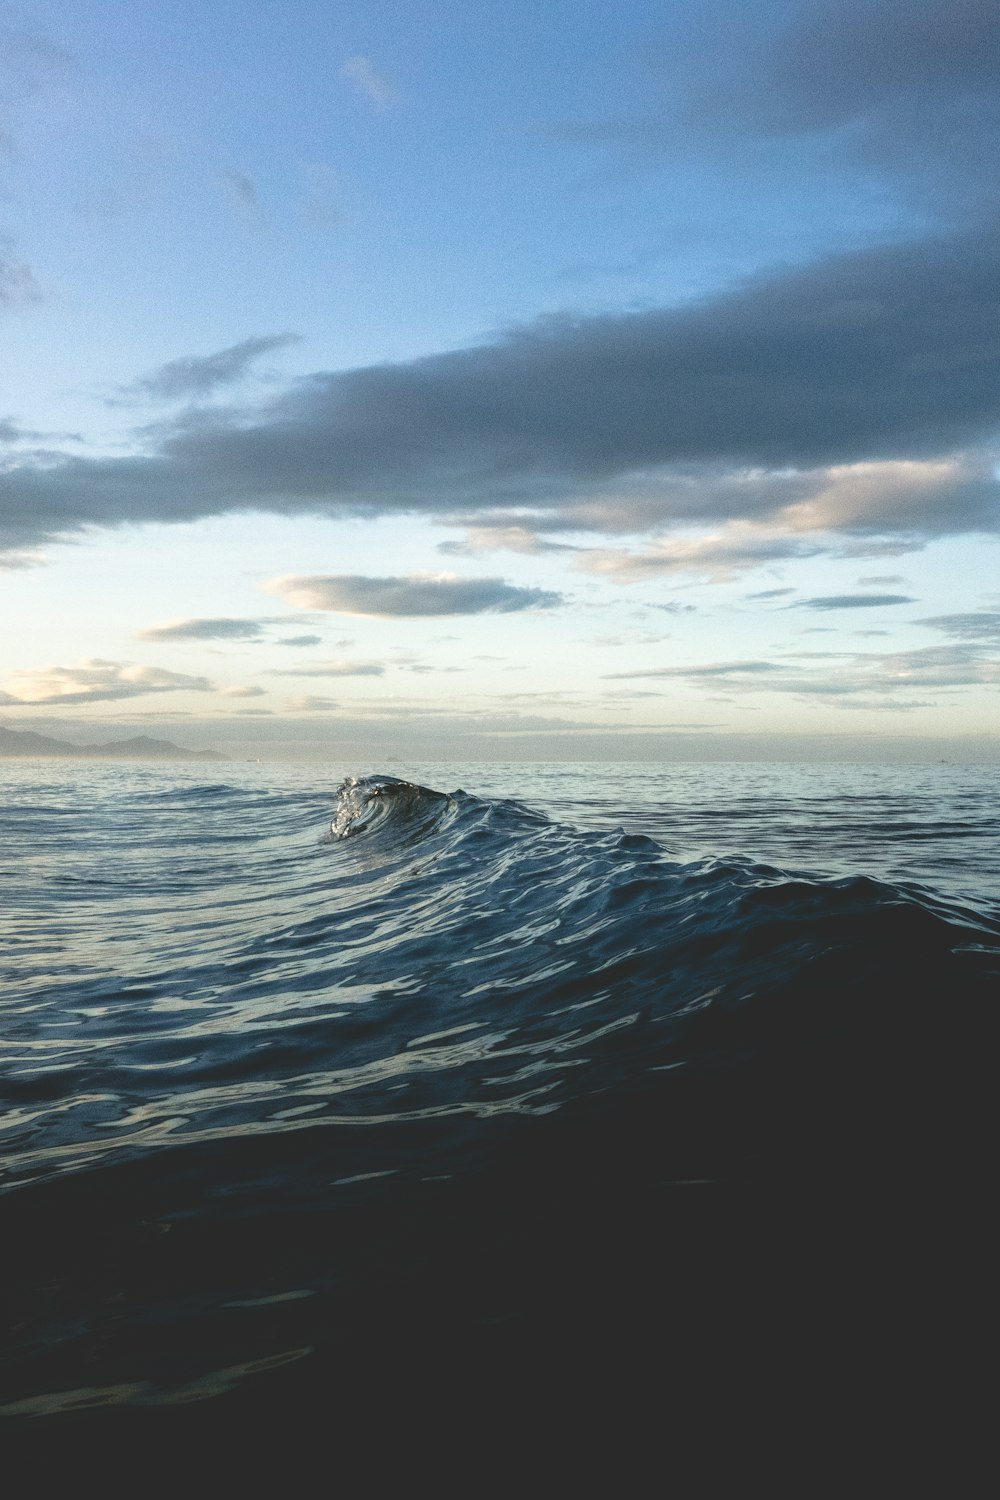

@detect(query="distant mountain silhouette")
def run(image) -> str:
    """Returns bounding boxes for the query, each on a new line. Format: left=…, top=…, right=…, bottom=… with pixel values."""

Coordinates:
left=0, top=725, right=226, bottom=761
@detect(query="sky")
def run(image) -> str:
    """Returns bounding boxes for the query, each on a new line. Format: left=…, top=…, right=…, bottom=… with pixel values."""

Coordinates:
left=1, top=0, right=998, bottom=761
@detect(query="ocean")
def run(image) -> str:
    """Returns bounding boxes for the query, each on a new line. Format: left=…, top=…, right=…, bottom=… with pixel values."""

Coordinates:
left=1, top=759, right=997, bottom=1469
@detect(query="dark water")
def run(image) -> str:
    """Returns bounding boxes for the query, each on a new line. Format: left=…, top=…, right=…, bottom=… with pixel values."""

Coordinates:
left=2, top=760, right=998, bottom=1466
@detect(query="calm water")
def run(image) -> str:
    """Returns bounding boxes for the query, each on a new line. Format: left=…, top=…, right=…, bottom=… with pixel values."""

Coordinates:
left=1, top=759, right=997, bottom=1455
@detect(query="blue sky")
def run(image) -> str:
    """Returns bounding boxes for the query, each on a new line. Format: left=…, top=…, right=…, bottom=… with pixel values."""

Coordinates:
left=2, top=0, right=998, bottom=759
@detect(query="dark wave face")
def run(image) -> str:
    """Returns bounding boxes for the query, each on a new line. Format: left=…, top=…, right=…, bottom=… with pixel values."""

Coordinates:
left=1, top=765, right=998, bottom=1445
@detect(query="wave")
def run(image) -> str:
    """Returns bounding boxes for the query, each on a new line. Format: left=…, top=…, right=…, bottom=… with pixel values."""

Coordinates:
left=3, top=772, right=997, bottom=1194
left=2, top=768, right=998, bottom=1430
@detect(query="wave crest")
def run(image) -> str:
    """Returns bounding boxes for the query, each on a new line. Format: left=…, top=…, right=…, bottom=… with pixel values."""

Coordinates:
left=328, top=774, right=452, bottom=840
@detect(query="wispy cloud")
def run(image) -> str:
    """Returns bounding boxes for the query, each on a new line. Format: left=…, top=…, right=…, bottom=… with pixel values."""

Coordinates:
left=219, top=170, right=262, bottom=222
left=605, top=660, right=783, bottom=682
left=127, top=336, right=300, bottom=402
left=264, top=573, right=563, bottom=616
left=138, top=617, right=267, bottom=642
left=137, top=613, right=312, bottom=642
left=576, top=525, right=833, bottom=581
left=288, top=695, right=339, bottom=712
left=0, top=19, right=72, bottom=78
left=268, top=659, right=385, bottom=677
left=918, top=611, right=1000, bottom=642
left=0, top=254, right=40, bottom=307
left=0, top=660, right=213, bottom=705
left=794, top=593, right=916, bottom=610
left=604, top=639, right=1000, bottom=708
left=0, top=547, right=44, bottom=570
left=439, top=526, right=576, bottom=557
left=340, top=56, right=397, bottom=111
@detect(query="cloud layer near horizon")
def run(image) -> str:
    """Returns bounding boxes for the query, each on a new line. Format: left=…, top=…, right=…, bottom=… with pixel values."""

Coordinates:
left=2, top=223, right=999, bottom=566
left=0, top=660, right=213, bottom=706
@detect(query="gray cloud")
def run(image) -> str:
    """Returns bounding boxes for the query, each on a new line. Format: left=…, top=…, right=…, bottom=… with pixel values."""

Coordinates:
left=138, top=617, right=267, bottom=642
left=785, top=643, right=1000, bottom=698
left=605, top=660, right=783, bottom=681
left=129, top=335, right=300, bottom=401
left=137, top=614, right=316, bottom=642
left=607, top=638, right=1000, bottom=706
left=264, top=574, right=563, bottom=617
left=705, top=0, right=1000, bottom=137
left=918, top=611, right=1000, bottom=642
left=575, top=0, right=1000, bottom=222
left=3, top=225, right=1000, bottom=558
left=268, top=659, right=385, bottom=677
left=796, top=593, right=916, bottom=610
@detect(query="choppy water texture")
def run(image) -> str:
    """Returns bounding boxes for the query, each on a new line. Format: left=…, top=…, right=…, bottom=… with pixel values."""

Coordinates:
left=1, top=760, right=998, bottom=1455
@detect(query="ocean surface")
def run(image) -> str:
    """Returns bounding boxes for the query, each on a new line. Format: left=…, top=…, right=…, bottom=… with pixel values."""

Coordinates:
left=1, top=759, right=998, bottom=1462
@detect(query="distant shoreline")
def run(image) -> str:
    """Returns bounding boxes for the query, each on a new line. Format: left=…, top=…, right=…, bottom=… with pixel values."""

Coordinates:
left=0, top=725, right=226, bottom=763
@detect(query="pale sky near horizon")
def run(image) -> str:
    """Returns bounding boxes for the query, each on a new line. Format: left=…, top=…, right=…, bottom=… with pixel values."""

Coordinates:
left=2, top=0, right=999, bottom=761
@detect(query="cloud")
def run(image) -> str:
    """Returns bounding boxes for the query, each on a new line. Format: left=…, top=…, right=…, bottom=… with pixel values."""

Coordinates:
left=3, top=225, right=1000, bottom=559
left=0, top=660, right=213, bottom=705
left=795, top=594, right=916, bottom=610
left=288, top=695, right=338, bottom=712
left=0, top=255, right=40, bottom=307
left=918, top=611, right=1000, bottom=643
left=438, top=526, right=576, bottom=556
left=0, top=16, right=72, bottom=158
left=220, top=170, right=262, bottom=221
left=137, top=614, right=315, bottom=642
left=692, top=0, right=1000, bottom=134
left=605, top=638, right=1000, bottom=707
left=268, top=659, right=385, bottom=677
left=264, top=573, right=563, bottom=616
left=128, top=335, right=300, bottom=401
left=0, top=547, right=44, bottom=570
left=0, top=19, right=72, bottom=79
left=605, top=660, right=783, bottom=681
left=561, top=0, right=1000, bottom=223
left=340, top=56, right=397, bottom=111
left=221, top=684, right=266, bottom=698
left=576, top=526, right=832, bottom=581
left=138, top=617, right=268, bottom=642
